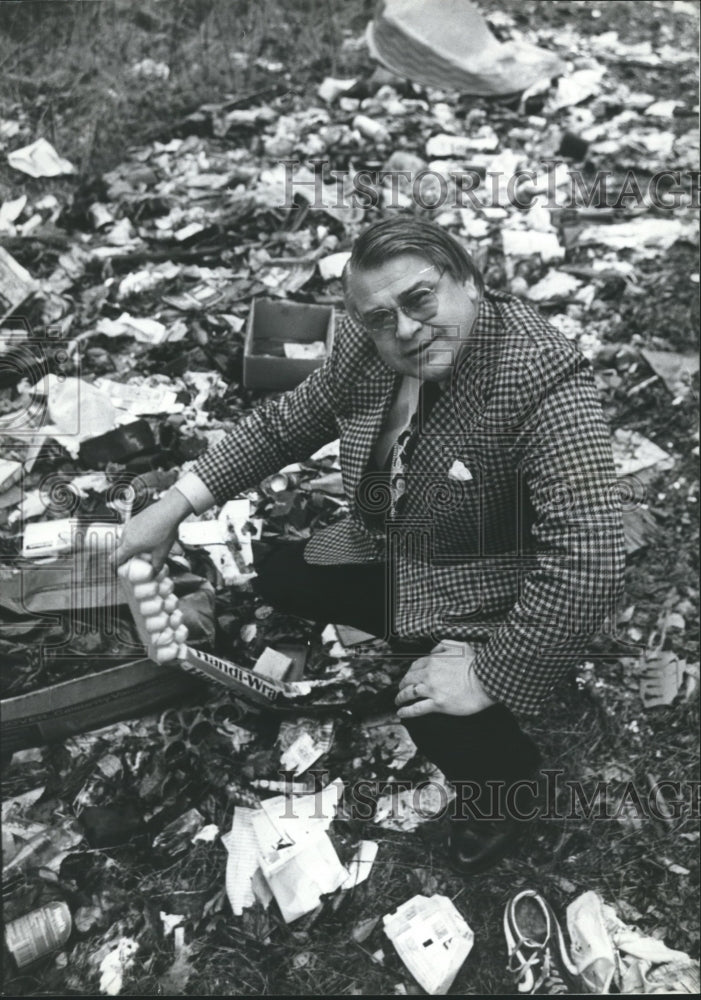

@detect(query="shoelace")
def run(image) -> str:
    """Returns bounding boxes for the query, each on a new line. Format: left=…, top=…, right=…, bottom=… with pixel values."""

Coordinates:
left=540, top=957, right=569, bottom=996
left=507, top=942, right=570, bottom=996
left=506, top=935, right=543, bottom=990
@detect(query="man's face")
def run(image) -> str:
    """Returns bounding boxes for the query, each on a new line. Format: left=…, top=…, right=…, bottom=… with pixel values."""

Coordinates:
left=347, top=253, right=482, bottom=381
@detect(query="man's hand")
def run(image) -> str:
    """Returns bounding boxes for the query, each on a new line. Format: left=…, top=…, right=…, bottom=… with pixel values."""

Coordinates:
left=113, top=489, right=193, bottom=573
left=395, top=640, right=496, bottom=719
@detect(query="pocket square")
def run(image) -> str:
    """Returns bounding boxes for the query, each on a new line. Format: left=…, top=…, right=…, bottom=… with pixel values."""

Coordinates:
left=448, top=459, right=472, bottom=482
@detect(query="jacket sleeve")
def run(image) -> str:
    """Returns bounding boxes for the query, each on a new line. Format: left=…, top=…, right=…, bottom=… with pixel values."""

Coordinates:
left=191, top=317, right=356, bottom=504
left=468, top=350, right=626, bottom=714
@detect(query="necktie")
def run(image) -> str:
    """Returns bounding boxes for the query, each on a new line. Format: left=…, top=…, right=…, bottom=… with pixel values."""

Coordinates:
left=389, top=379, right=442, bottom=516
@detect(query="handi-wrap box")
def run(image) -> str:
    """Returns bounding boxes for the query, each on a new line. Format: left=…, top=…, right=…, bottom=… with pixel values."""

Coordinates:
left=243, top=298, right=335, bottom=391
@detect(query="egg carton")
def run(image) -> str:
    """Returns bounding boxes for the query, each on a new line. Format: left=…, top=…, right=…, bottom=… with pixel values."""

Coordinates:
left=117, top=556, right=289, bottom=706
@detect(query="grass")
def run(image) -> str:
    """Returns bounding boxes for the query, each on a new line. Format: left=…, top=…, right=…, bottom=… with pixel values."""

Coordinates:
left=1, top=0, right=699, bottom=995
left=0, top=0, right=370, bottom=178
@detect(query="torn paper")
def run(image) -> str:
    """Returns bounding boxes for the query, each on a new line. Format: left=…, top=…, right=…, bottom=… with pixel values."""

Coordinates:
left=8, top=138, right=75, bottom=178
left=222, top=807, right=263, bottom=916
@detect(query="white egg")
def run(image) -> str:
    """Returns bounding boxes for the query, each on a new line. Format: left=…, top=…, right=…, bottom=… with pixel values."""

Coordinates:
left=139, top=597, right=163, bottom=617
left=144, top=612, right=169, bottom=633
left=168, top=609, right=183, bottom=629
left=133, top=581, right=158, bottom=599
left=162, top=594, right=178, bottom=613
left=173, top=624, right=189, bottom=644
left=155, top=644, right=178, bottom=663
left=154, top=627, right=175, bottom=646
left=126, top=558, right=153, bottom=583
left=157, top=578, right=174, bottom=597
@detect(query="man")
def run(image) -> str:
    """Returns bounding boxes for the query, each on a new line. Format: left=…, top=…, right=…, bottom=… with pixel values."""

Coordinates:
left=116, top=216, right=625, bottom=873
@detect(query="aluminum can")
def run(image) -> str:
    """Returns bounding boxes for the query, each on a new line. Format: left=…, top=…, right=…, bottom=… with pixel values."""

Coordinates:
left=5, top=901, right=72, bottom=968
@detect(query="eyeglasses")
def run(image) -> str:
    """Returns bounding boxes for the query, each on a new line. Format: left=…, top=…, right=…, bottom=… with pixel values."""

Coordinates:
left=356, top=269, right=445, bottom=338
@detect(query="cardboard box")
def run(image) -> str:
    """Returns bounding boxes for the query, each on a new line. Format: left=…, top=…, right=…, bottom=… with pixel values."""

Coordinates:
left=243, top=298, right=334, bottom=390
left=0, top=658, right=202, bottom=755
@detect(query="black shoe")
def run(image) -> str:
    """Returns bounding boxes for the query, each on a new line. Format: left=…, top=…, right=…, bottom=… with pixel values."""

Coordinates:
left=448, top=817, right=520, bottom=875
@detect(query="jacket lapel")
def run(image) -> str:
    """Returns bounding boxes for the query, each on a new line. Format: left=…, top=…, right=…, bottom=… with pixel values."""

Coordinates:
left=340, top=359, right=398, bottom=498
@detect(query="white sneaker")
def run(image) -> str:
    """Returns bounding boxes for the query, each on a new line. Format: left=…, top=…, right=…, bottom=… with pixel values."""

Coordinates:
left=504, top=890, right=579, bottom=995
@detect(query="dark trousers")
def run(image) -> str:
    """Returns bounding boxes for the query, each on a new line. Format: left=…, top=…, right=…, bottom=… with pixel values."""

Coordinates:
left=253, top=542, right=541, bottom=805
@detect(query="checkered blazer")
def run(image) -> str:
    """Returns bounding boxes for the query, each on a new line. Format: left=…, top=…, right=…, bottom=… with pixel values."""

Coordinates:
left=194, top=291, right=625, bottom=714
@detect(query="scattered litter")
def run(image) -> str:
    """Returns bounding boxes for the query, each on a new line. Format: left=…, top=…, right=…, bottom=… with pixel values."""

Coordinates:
left=7, top=137, right=76, bottom=177
left=280, top=732, right=324, bottom=775
left=222, top=807, right=262, bottom=916
left=160, top=912, right=185, bottom=936
left=425, top=131, right=499, bottom=157
left=251, top=778, right=313, bottom=793
left=254, top=646, right=293, bottom=682
left=622, top=506, right=660, bottom=555
left=526, top=270, right=583, bottom=302
left=547, top=67, right=606, bottom=110
left=219, top=497, right=260, bottom=566
left=0, top=194, right=27, bottom=233
left=4, top=901, right=72, bottom=969
left=192, top=823, right=219, bottom=844
left=579, top=219, right=696, bottom=252
left=567, top=891, right=700, bottom=995
left=374, top=769, right=453, bottom=830
left=644, top=99, right=682, bottom=117
left=2, top=816, right=83, bottom=876
left=637, top=649, right=698, bottom=708
left=611, top=429, right=675, bottom=478
left=383, top=895, right=474, bottom=995
left=502, top=229, right=565, bottom=261
left=640, top=349, right=699, bottom=401
left=362, top=715, right=417, bottom=771
left=257, top=824, right=348, bottom=922
left=21, top=518, right=118, bottom=559
left=278, top=717, right=334, bottom=775
left=318, top=251, right=351, bottom=281
left=334, top=623, right=377, bottom=647
left=96, top=313, right=170, bottom=345
left=318, top=77, right=357, bottom=103
left=342, top=840, right=379, bottom=890
left=178, top=520, right=231, bottom=547
left=157, top=926, right=196, bottom=995
left=353, top=916, right=380, bottom=943
left=152, top=808, right=205, bottom=856
left=566, top=891, right=617, bottom=993
left=283, top=341, right=327, bottom=359
left=660, top=857, right=691, bottom=877
left=320, top=629, right=348, bottom=661
left=250, top=781, right=347, bottom=922
left=0, top=458, right=23, bottom=493
left=367, top=0, right=563, bottom=96
left=97, top=937, right=139, bottom=996
left=0, top=245, right=38, bottom=320
left=131, top=58, right=170, bottom=80
left=301, top=470, right=344, bottom=495
left=353, top=114, right=390, bottom=143
left=92, top=378, right=184, bottom=417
